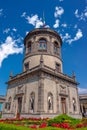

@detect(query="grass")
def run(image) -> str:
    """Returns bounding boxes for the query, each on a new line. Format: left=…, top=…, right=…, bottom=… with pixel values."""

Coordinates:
left=0, top=122, right=64, bottom=130
left=1, top=122, right=87, bottom=130
left=0, top=114, right=87, bottom=130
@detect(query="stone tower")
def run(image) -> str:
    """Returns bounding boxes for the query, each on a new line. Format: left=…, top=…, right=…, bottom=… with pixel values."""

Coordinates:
left=2, top=28, right=81, bottom=119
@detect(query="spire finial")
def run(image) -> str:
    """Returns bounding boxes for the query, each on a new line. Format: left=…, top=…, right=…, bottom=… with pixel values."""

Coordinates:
left=10, top=71, right=13, bottom=79
left=42, top=12, right=46, bottom=28
left=72, top=71, right=76, bottom=80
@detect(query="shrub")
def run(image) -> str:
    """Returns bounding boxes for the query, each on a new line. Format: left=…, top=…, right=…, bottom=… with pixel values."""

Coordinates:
left=0, top=114, right=2, bottom=118
left=30, top=124, right=37, bottom=129
left=81, top=118, right=87, bottom=125
left=39, top=122, right=47, bottom=128
left=76, top=123, right=83, bottom=128
left=48, top=114, right=80, bottom=126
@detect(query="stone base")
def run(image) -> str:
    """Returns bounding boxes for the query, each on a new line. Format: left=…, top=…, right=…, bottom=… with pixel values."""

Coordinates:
left=2, top=113, right=15, bottom=119
left=2, top=112, right=82, bottom=119
left=68, top=113, right=82, bottom=119
left=20, top=113, right=58, bottom=119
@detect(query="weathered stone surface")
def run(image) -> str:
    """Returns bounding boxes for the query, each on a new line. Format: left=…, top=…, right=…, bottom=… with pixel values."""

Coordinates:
left=2, top=28, right=81, bottom=119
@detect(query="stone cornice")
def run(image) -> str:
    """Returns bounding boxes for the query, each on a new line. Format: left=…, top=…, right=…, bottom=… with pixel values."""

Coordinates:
left=79, top=94, right=87, bottom=99
left=6, top=65, right=78, bottom=86
left=41, top=65, right=79, bottom=85
left=24, top=28, right=62, bottom=46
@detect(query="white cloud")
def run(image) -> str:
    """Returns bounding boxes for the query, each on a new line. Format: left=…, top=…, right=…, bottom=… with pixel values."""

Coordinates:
left=12, top=28, right=17, bottom=32
left=26, top=15, right=38, bottom=26
left=74, top=24, right=78, bottom=29
left=61, top=23, right=67, bottom=28
left=26, top=15, right=43, bottom=28
left=53, top=19, right=60, bottom=28
left=75, top=6, right=87, bottom=21
left=0, top=36, right=23, bottom=67
left=61, top=33, right=71, bottom=41
left=3, top=28, right=10, bottom=34
left=75, top=29, right=83, bottom=40
left=54, top=6, right=64, bottom=18
left=0, top=9, right=3, bottom=16
left=3, top=28, right=17, bottom=34
left=21, top=13, right=45, bottom=28
left=26, top=31, right=29, bottom=35
left=75, top=9, right=79, bottom=18
left=78, top=87, right=87, bottom=94
left=66, top=29, right=83, bottom=44
left=21, top=12, right=26, bottom=17
left=45, top=25, right=50, bottom=28
left=36, top=20, right=43, bottom=28
left=59, top=0, right=63, bottom=2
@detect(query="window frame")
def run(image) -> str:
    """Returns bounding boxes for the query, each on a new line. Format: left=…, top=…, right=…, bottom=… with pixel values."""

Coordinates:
left=54, top=41, right=59, bottom=54
left=24, top=62, right=29, bottom=71
left=39, top=38, right=47, bottom=50
left=55, top=62, right=61, bottom=72
left=27, top=41, right=32, bottom=53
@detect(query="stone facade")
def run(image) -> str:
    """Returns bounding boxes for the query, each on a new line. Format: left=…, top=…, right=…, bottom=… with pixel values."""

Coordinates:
left=2, top=28, right=82, bottom=119
left=0, top=96, right=5, bottom=115
left=79, top=94, right=87, bottom=117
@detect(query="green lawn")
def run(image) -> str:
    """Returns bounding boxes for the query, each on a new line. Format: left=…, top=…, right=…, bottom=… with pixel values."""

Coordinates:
left=1, top=122, right=87, bottom=130
left=0, top=123, right=64, bottom=130
left=0, top=115, right=87, bottom=130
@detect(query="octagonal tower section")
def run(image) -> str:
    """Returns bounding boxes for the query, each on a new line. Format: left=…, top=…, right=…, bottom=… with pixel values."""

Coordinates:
left=23, top=28, right=63, bottom=73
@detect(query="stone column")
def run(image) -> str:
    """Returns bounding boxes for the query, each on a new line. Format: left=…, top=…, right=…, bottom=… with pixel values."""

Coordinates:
left=55, top=80, right=59, bottom=113
left=58, top=85, right=61, bottom=114
left=67, top=86, right=72, bottom=114
left=80, top=104, right=83, bottom=113
left=68, top=86, right=71, bottom=108
left=25, top=43, right=28, bottom=54
left=22, top=84, right=27, bottom=113
left=37, top=72, right=44, bottom=113
left=76, top=87, right=81, bottom=113
left=22, top=96, right=25, bottom=113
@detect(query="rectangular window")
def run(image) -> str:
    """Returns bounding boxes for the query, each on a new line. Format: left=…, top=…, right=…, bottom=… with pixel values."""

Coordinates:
left=25, top=62, right=29, bottom=71
left=0, top=103, right=3, bottom=111
left=39, top=43, right=43, bottom=49
left=43, top=43, right=47, bottom=49
left=28, top=45, right=31, bottom=53
left=39, top=39, right=47, bottom=50
left=54, top=46, right=58, bottom=54
left=55, top=63, right=61, bottom=72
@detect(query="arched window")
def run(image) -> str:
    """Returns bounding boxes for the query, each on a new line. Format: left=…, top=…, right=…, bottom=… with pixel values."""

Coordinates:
left=48, top=92, right=53, bottom=110
left=39, top=38, right=47, bottom=50
left=5, top=96, right=12, bottom=110
left=73, top=98, right=76, bottom=112
left=28, top=41, right=32, bottom=53
left=29, top=92, right=35, bottom=111
left=54, top=41, right=59, bottom=54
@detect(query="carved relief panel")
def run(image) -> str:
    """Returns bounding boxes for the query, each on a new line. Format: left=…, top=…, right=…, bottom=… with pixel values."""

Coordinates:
left=60, top=85, right=67, bottom=94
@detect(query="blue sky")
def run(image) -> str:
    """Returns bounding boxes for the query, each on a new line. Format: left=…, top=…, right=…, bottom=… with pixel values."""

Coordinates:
left=0, top=0, right=87, bottom=95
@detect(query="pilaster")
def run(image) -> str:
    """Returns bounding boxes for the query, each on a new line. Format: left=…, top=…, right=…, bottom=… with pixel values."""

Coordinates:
left=38, top=72, right=44, bottom=113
